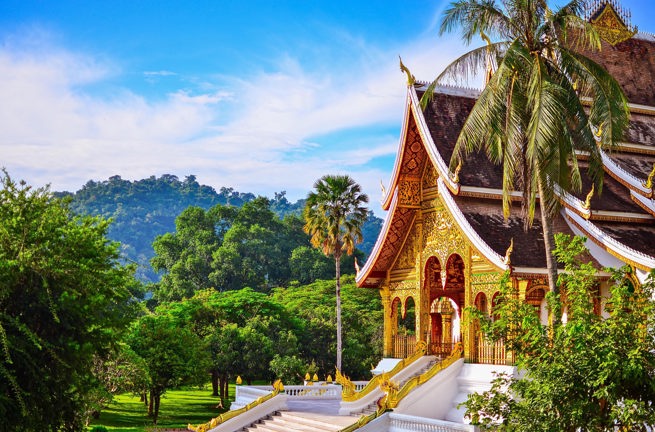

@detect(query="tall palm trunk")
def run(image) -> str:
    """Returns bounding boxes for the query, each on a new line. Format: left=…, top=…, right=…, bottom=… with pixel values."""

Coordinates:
left=335, top=253, right=342, bottom=372
left=537, top=175, right=561, bottom=325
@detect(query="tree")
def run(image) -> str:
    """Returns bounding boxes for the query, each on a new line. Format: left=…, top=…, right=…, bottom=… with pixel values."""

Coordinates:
left=463, top=235, right=655, bottom=430
left=0, top=172, right=137, bottom=431
left=271, top=276, right=383, bottom=379
left=303, top=175, right=369, bottom=372
left=426, top=0, right=629, bottom=306
left=126, top=314, right=208, bottom=424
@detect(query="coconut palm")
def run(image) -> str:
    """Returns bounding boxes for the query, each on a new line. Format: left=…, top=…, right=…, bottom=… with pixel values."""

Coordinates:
left=424, top=0, right=630, bottom=305
left=303, top=175, right=369, bottom=371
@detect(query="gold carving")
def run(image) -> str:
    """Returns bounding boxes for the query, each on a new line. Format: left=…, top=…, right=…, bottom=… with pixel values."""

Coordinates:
left=398, top=178, right=421, bottom=206
left=422, top=163, right=438, bottom=189
left=421, top=204, right=467, bottom=268
left=590, top=2, right=637, bottom=46
left=395, top=223, right=421, bottom=270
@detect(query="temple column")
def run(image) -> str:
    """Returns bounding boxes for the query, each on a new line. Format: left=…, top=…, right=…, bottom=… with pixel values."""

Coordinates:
left=464, top=245, right=473, bottom=360
left=415, top=215, right=427, bottom=345
left=440, top=301, right=454, bottom=345
left=381, top=286, right=393, bottom=357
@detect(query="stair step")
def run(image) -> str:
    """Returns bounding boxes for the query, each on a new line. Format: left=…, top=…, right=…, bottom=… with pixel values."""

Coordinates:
left=277, top=412, right=346, bottom=431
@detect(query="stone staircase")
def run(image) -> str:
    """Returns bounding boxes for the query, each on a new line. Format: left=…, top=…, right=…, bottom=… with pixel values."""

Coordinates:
left=350, top=356, right=439, bottom=417
left=241, top=411, right=359, bottom=432
left=445, top=364, right=515, bottom=423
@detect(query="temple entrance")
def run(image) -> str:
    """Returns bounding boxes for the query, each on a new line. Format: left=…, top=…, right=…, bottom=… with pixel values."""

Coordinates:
left=390, top=296, right=416, bottom=358
left=423, top=254, right=465, bottom=357
left=428, top=297, right=460, bottom=357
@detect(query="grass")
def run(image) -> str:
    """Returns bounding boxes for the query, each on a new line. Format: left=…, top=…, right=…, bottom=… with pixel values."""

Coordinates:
left=88, top=385, right=234, bottom=432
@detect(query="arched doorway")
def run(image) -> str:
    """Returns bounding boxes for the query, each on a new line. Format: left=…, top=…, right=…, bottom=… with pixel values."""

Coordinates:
left=429, top=297, right=459, bottom=357
left=390, top=296, right=417, bottom=358
left=423, top=253, right=465, bottom=356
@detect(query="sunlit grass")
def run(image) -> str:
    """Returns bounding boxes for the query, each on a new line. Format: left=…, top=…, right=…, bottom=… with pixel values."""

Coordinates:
left=89, top=385, right=234, bottom=432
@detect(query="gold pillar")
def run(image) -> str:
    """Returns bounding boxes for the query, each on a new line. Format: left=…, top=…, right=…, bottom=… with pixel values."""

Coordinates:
left=518, top=279, right=528, bottom=301
left=464, top=245, right=473, bottom=361
left=415, top=214, right=427, bottom=344
left=439, top=300, right=455, bottom=344
left=381, top=286, right=393, bottom=357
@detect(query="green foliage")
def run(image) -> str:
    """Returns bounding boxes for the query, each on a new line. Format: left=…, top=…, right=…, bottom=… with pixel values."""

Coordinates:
left=125, top=314, right=209, bottom=424
left=151, top=195, right=367, bottom=301
left=272, top=276, right=382, bottom=379
left=60, top=175, right=383, bottom=284
left=269, top=355, right=307, bottom=385
left=463, top=235, right=655, bottom=431
left=0, top=172, right=138, bottom=431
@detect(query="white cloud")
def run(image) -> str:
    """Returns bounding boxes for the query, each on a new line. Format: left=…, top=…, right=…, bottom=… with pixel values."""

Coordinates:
left=0, top=25, right=469, bottom=215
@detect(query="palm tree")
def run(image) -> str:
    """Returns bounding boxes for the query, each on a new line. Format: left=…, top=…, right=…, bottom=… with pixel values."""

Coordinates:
left=424, top=0, right=629, bottom=309
left=303, top=175, right=369, bottom=371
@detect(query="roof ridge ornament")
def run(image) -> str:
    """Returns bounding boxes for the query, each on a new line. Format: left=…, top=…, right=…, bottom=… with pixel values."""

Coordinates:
left=585, top=0, right=637, bottom=46
left=503, top=238, right=514, bottom=266
left=583, top=184, right=595, bottom=210
left=643, top=163, right=655, bottom=193
left=399, top=56, right=416, bottom=87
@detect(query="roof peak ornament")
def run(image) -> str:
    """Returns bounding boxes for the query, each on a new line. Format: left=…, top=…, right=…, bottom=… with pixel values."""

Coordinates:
left=399, top=56, right=416, bottom=87
left=503, top=238, right=514, bottom=266
left=585, top=0, right=637, bottom=46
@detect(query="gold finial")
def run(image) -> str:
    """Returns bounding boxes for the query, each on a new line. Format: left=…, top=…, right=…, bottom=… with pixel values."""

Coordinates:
left=354, top=257, right=360, bottom=275
left=380, top=179, right=386, bottom=197
left=399, top=56, right=416, bottom=86
left=326, top=374, right=333, bottom=383
left=452, top=160, right=462, bottom=183
left=304, top=372, right=311, bottom=381
left=236, top=375, right=242, bottom=385
left=503, top=238, right=514, bottom=266
left=583, top=184, right=595, bottom=210
left=643, top=163, right=655, bottom=195
left=313, top=373, right=319, bottom=382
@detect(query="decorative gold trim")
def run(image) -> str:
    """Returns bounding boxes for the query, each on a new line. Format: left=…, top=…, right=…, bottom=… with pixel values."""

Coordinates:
left=337, top=341, right=428, bottom=402
left=189, top=387, right=281, bottom=432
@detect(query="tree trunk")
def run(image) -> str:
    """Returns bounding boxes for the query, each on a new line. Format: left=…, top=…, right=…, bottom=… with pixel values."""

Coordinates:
left=335, top=253, right=342, bottom=372
left=220, top=373, right=228, bottom=401
left=153, top=393, right=161, bottom=424
left=148, top=390, right=154, bottom=416
left=211, top=370, right=219, bottom=397
left=538, top=176, right=561, bottom=325
left=141, top=391, right=148, bottom=407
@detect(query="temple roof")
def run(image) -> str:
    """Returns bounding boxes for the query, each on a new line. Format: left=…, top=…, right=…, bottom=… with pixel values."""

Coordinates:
left=357, top=28, right=655, bottom=288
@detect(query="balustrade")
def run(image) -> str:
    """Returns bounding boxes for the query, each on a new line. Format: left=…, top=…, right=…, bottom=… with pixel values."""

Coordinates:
left=472, top=335, right=510, bottom=365
left=392, top=334, right=417, bottom=358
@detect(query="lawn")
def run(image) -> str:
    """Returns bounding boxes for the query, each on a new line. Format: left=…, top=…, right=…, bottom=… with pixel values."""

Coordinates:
left=88, top=385, right=233, bottom=432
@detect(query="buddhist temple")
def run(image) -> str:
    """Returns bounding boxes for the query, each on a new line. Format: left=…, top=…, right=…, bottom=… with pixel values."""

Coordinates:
left=193, top=2, right=655, bottom=431
left=356, top=0, right=655, bottom=366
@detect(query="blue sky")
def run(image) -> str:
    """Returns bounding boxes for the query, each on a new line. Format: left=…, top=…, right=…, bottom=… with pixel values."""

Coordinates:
left=0, top=0, right=652, bottom=215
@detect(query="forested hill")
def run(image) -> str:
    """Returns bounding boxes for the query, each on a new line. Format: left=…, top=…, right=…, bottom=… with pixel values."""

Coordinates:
left=56, top=174, right=383, bottom=282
